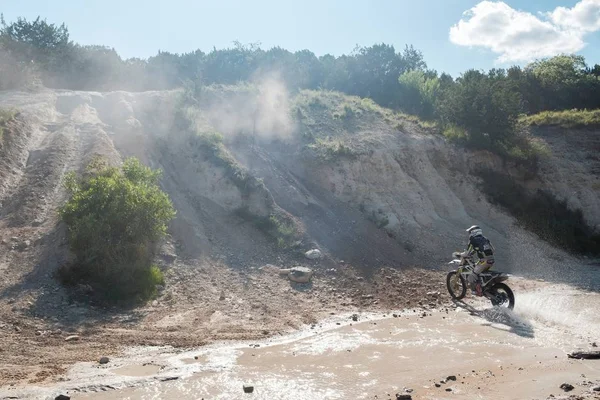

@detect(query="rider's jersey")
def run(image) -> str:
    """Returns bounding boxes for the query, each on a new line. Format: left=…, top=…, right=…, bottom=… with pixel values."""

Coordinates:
left=466, top=234, right=494, bottom=260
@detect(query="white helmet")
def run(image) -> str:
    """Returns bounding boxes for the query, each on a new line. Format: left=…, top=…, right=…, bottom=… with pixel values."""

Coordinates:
left=466, top=225, right=483, bottom=238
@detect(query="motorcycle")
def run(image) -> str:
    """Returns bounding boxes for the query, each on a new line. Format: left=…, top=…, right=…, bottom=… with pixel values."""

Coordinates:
left=446, top=252, right=515, bottom=309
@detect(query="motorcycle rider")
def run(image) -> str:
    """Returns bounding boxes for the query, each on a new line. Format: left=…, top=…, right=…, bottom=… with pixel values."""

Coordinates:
left=461, top=225, right=495, bottom=296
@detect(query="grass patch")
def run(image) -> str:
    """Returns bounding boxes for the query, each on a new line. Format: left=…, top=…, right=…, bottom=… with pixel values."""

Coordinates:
left=308, top=137, right=358, bottom=161
left=236, top=207, right=300, bottom=248
left=442, top=124, right=468, bottom=143
left=520, top=109, right=600, bottom=129
left=478, top=169, right=600, bottom=255
left=189, top=130, right=257, bottom=193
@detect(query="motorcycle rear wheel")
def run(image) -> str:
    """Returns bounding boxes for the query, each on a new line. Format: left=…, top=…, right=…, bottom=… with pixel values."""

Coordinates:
left=489, top=282, right=515, bottom=309
left=446, top=271, right=467, bottom=300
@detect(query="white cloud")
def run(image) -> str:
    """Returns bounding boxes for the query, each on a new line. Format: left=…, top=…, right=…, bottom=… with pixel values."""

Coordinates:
left=549, top=0, right=600, bottom=32
left=449, top=0, right=600, bottom=63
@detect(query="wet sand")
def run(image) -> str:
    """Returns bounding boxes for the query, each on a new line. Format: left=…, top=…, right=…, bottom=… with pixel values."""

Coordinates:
left=3, top=282, right=599, bottom=400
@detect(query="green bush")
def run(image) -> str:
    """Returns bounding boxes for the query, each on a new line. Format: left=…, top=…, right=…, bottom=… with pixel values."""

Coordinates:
left=59, top=157, right=176, bottom=303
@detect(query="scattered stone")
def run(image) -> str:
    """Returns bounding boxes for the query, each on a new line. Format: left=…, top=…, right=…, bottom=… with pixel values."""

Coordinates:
left=304, top=249, right=322, bottom=260
left=64, top=335, right=80, bottom=342
left=446, top=375, right=457, bottom=381
left=395, top=394, right=412, bottom=400
left=243, top=385, right=254, bottom=393
left=99, top=357, right=109, bottom=364
left=160, top=376, right=179, bottom=382
left=35, top=330, right=43, bottom=336
left=152, top=300, right=159, bottom=307
left=591, top=385, right=600, bottom=392
left=10, top=237, right=19, bottom=242
left=219, top=291, right=226, bottom=301
left=351, top=314, right=359, bottom=322
left=287, top=267, right=313, bottom=283
left=560, top=383, right=574, bottom=392
left=445, top=388, right=452, bottom=392
left=55, top=396, right=70, bottom=400
left=592, top=342, right=598, bottom=347
left=392, top=314, right=398, bottom=318
left=435, top=383, right=441, bottom=388
left=14, top=325, right=21, bottom=333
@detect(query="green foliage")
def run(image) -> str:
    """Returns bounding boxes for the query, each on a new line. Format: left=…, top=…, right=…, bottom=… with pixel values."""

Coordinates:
left=308, top=138, right=357, bottom=161
left=520, top=109, right=600, bottom=129
left=398, top=70, right=439, bottom=120
left=59, top=157, right=176, bottom=303
left=236, top=208, right=300, bottom=248
left=188, top=130, right=254, bottom=192
left=478, top=169, right=600, bottom=255
left=437, top=69, right=523, bottom=150
left=442, top=124, right=468, bottom=143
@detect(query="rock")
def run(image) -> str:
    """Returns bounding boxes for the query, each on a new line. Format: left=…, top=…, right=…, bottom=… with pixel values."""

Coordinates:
left=99, top=357, right=109, bottom=364
left=287, top=267, right=313, bottom=283
left=152, top=300, right=159, bottom=307
left=446, top=375, right=457, bottom=381
left=219, top=291, right=226, bottom=300
left=16, top=240, right=30, bottom=250
left=568, top=351, right=600, bottom=359
left=64, top=335, right=80, bottom=342
left=395, top=394, right=412, bottom=400
left=156, top=285, right=165, bottom=292
left=435, top=383, right=441, bottom=388
left=304, top=249, right=322, bottom=260
left=10, top=237, right=19, bottom=242
left=592, top=342, right=598, bottom=347
left=243, top=385, right=254, bottom=393
left=560, top=383, right=574, bottom=392
left=591, top=385, right=600, bottom=392
left=55, top=395, right=70, bottom=400
left=351, top=314, right=359, bottom=322
left=160, top=376, right=179, bottom=382
left=445, top=388, right=452, bottom=392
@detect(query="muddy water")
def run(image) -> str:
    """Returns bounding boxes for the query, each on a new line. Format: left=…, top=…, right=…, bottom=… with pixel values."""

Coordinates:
left=3, top=281, right=599, bottom=400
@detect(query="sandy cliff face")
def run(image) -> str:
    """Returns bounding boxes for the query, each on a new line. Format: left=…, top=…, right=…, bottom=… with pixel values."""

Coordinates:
left=0, top=88, right=597, bottom=289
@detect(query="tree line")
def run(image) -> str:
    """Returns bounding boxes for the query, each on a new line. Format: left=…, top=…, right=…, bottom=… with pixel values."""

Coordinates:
left=2, top=15, right=600, bottom=153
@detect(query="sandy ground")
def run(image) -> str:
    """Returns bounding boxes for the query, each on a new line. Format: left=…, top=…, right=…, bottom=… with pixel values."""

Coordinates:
left=0, top=263, right=445, bottom=389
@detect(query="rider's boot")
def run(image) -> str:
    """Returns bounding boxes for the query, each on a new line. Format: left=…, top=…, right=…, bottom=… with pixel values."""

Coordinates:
left=475, top=282, right=483, bottom=297
left=471, top=274, right=483, bottom=296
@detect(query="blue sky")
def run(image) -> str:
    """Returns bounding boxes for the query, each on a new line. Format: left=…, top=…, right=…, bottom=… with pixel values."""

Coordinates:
left=2, top=0, right=600, bottom=77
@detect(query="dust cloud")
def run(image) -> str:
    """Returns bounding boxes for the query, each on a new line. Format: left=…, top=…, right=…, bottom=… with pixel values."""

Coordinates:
left=201, top=72, right=296, bottom=141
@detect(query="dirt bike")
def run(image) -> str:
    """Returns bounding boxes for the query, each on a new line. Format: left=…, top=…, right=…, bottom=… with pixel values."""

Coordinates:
left=446, top=252, right=515, bottom=309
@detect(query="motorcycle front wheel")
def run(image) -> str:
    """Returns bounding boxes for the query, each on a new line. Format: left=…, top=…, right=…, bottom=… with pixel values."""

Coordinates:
left=489, top=282, right=515, bottom=309
left=446, top=271, right=467, bottom=300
